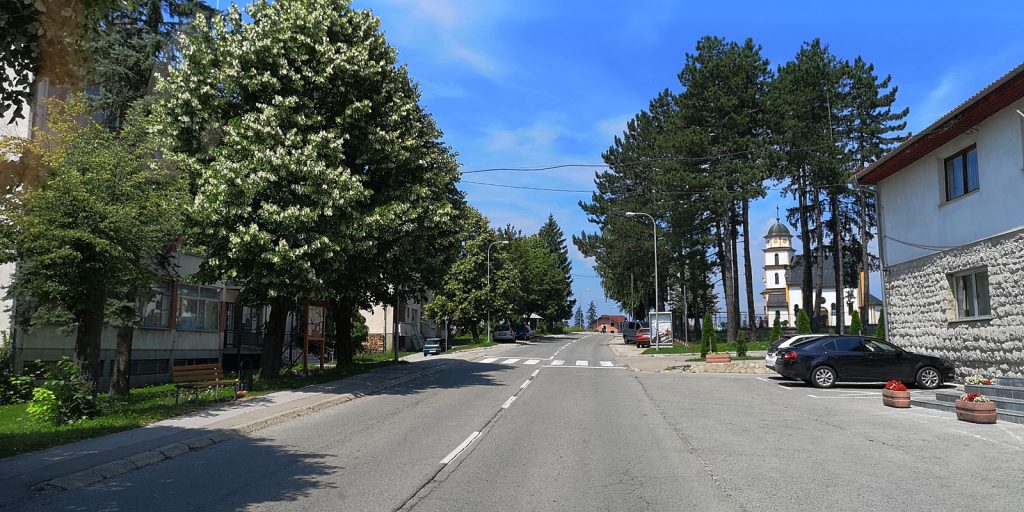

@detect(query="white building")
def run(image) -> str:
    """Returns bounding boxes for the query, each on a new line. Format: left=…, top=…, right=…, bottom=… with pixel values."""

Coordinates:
left=854, top=62, right=1024, bottom=378
left=361, top=298, right=443, bottom=353
left=0, top=74, right=36, bottom=339
left=762, top=219, right=881, bottom=329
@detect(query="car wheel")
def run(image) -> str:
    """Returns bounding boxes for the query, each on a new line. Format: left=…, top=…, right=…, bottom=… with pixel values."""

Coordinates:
left=916, top=366, right=942, bottom=389
left=811, top=366, right=837, bottom=388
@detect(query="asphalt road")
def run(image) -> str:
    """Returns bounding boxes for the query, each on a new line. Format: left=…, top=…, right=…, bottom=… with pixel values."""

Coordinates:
left=12, top=333, right=1024, bottom=511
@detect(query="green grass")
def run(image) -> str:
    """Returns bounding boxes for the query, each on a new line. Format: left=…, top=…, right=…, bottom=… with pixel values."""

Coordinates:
left=350, top=351, right=415, bottom=363
left=446, top=335, right=496, bottom=353
left=0, top=359, right=402, bottom=459
left=686, top=355, right=762, bottom=362
left=640, top=340, right=771, bottom=355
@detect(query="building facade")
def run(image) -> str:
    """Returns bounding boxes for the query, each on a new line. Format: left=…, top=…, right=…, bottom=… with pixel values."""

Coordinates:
left=361, top=298, right=444, bottom=353
left=762, top=220, right=881, bottom=329
left=854, top=63, right=1024, bottom=378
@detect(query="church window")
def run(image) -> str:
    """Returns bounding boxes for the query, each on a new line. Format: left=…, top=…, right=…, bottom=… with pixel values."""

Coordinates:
left=774, top=274, right=779, bottom=285
left=774, top=254, right=779, bottom=265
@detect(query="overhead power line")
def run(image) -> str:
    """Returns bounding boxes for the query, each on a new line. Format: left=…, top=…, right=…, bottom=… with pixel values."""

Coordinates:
left=459, top=180, right=592, bottom=193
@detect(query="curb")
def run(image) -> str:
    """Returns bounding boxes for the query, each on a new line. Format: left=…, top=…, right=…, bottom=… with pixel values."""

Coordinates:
left=33, top=361, right=455, bottom=492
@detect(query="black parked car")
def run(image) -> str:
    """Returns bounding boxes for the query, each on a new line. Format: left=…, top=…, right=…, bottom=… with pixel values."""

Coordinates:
left=514, top=325, right=533, bottom=340
left=773, top=335, right=954, bottom=389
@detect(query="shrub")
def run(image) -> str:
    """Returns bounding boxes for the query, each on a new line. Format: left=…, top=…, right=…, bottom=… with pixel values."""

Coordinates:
left=770, top=312, right=783, bottom=342
left=700, top=313, right=714, bottom=358
left=26, top=357, right=98, bottom=426
left=874, top=311, right=886, bottom=340
left=0, top=334, right=33, bottom=405
left=849, top=311, right=862, bottom=335
left=796, top=309, right=811, bottom=334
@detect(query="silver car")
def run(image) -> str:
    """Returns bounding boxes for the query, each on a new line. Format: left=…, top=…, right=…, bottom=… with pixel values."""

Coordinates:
left=765, top=334, right=826, bottom=369
left=493, top=325, right=516, bottom=342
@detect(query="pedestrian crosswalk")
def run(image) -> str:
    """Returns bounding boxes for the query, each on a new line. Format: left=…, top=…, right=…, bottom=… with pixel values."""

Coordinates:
left=479, top=357, right=619, bottom=368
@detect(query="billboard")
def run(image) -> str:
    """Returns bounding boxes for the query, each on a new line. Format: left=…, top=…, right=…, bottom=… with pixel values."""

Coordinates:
left=648, top=311, right=673, bottom=348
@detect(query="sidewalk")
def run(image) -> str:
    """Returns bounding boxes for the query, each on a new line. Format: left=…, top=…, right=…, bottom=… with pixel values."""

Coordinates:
left=0, top=357, right=463, bottom=507
left=607, top=340, right=773, bottom=374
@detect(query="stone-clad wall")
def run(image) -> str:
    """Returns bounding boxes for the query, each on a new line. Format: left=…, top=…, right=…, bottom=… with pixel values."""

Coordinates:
left=886, top=228, right=1024, bottom=378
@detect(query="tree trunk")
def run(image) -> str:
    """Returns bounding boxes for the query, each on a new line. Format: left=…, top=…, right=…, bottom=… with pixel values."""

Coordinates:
left=742, top=201, right=757, bottom=342
left=798, top=176, right=814, bottom=329
left=813, top=192, right=825, bottom=332
left=110, top=304, right=135, bottom=396
left=260, top=298, right=289, bottom=378
left=716, top=220, right=737, bottom=343
left=335, top=297, right=355, bottom=364
left=729, top=209, right=741, bottom=344
left=471, top=322, right=480, bottom=342
left=74, top=286, right=106, bottom=395
left=831, top=193, right=845, bottom=334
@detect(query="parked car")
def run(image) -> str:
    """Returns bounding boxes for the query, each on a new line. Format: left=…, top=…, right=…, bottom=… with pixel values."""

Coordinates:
left=764, top=334, right=826, bottom=370
left=515, top=325, right=533, bottom=340
left=423, top=338, right=447, bottom=356
left=622, top=321, right=649, bottom=344
left=493, top=325, right=516, bottom=342
left=635, top=327, right=652, bottom=348
left=773, top=335, right=954, bottom=389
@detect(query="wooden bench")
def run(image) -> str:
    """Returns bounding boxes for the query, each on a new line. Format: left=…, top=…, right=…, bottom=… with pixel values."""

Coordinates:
left=171, top=363, right=239, bottom=405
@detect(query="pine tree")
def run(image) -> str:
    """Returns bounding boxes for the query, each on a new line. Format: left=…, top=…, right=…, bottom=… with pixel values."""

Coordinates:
left=700, top=312, right=715, bottom=357
left=574, top=306, right=584, bottom=329
left=537, top=214, right=575, bottom=330
left=586, top=301, right=598, bottom=329
left=796, top=309, right=812, bottom=334
left=849, top=310, right=862, bottom=335
left=770, top=311, right=783, bottom=342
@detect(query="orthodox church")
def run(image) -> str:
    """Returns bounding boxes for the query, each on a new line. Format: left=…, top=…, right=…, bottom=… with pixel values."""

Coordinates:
left=762, top=218, right=882, bottom=328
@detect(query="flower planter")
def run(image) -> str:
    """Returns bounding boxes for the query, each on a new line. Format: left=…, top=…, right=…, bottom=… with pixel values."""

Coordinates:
left=881, top=388, right=911, bottom=408
left=705, top=354, right=732, bottom=364
left=955, top=399, right=997, bottom=424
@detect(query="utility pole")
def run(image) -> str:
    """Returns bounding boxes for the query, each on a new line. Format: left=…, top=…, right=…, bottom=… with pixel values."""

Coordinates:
left=625, top=212, right=659, bottom=351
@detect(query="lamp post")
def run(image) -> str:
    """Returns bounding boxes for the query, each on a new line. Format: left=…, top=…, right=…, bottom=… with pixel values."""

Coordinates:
left=625, top=212, right=659, bottom=351
left=487, top=240, right=509, bottom=344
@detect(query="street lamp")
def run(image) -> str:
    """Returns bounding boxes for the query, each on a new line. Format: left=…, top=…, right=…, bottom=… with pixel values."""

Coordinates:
left=625, top=211, right=660, bottom=351
left=487, top=240, right=510, bottom=344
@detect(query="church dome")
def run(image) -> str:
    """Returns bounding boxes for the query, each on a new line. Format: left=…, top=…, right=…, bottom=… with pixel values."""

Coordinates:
left=765, top=222, right=792, bottom=238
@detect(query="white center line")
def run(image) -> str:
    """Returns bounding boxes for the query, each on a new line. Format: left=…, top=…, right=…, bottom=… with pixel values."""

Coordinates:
left=524, top=359, right=540, bottom=365
left=440, top=431, right=481, bottom=465
left=502, top=358, right=520, bottom=364
left=551, top=360, right=564, bottom=366
left=520, top=380, right=531, bottom=389
left=481, top=357, right=498, bottom=364
left=600, top=361, right=613, bottom=367
left=576, top=360, right=588, bottom=366
left=531, top=369, right=540, bottom=378
left=501, top=396, right=517, bottom=409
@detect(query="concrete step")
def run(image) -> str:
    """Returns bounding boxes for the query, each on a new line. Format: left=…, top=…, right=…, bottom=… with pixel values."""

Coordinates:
left=965, top=384, right=1024, bottom=400
left=914, top=393, right=1024, bottom=425
left=993, top=376, right=1024, bottom=388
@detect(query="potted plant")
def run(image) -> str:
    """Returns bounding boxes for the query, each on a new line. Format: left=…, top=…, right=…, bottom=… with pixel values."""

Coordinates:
left=955, top=393, right=997, bottom=424
left=705, top=353, right=732, bottom=363
left=964, top=375, right=993, bottom=385
left=882, top=380, right=911, bottom=408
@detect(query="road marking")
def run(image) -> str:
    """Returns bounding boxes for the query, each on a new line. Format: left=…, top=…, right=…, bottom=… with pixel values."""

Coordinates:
left=524, top=359, right=540, bottom=365
left=600, top=361, right=613, bottom=367
left=501, top=396, right=517, bottom=409
left=520, top=380, right=531, bottom=389
left=531, top=370, right=540, bottom=378
left=551, top=360, right=564, bottom=366
left=502, top=358, right=520, bottom=364
left=440, top=431, right=481, bottom=464
left=756, top=377, right=771, bottom=382
left=481, top=357, right=498, bottom=364
left=576, top=360, right=588, bottom=366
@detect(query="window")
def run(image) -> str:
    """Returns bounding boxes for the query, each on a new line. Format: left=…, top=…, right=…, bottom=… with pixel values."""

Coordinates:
left=774, top=273, right=779, bottom=285
left=831, top=303, right=836, bottom=316
left=794, top=304, right=800, bottom=315
left=176, top=284, right=221, bottom=331
left=944, top=145, right=979, bottom=201
left=774, top=254, right=779, bottom=265
left=828, top=337, right=864, bottom=352
left=131, top=359, right=169, bottom=376
left=863, top=338, right=900, bottom=353
left=140, top=283, right=172, bottom=328
left=952, top=269, right=991, bottom=319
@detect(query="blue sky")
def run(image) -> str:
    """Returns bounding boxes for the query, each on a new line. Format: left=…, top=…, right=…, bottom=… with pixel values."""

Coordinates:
left=238, top=0, right=1024, bottom=318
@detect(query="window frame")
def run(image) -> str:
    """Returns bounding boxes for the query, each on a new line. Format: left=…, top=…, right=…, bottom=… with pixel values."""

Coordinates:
left=139, top=282, right=173, bottom=329
left=950, top=268, right=992, bottom=321
left=176, top=284, right=222, bottom=332
left=943, top=145, right=979, bottom=202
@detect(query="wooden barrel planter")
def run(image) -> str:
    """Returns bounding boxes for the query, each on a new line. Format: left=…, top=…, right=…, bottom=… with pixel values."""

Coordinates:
left=956, top=399, right=997, bottom=424
left=881, top=388, right=911, bottom=408
left=705, top=353, right=732, bottom=364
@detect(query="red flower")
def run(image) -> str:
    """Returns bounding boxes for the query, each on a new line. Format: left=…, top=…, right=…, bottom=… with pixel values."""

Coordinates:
left=982, top=379, right=993, bottom=385
left=885, top=380, right=906, bottom=391
left=964, top=393, right=981, bottom=402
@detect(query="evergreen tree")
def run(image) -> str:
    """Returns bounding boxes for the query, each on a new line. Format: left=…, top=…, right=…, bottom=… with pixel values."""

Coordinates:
left=574, top=306, right=584, bottom=329
left=796, top=309, right=812, bottom=334
left=537, top=214, right=575, bottom=330
left=586, top=301, right=598, bottom=328
left=770, top=311, right=783, bottom=341
left=700, top=312, right=714, bottom=357
left=873, top=311, right=886, bottom=340
left=849, top=310, right=862, bottom=335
